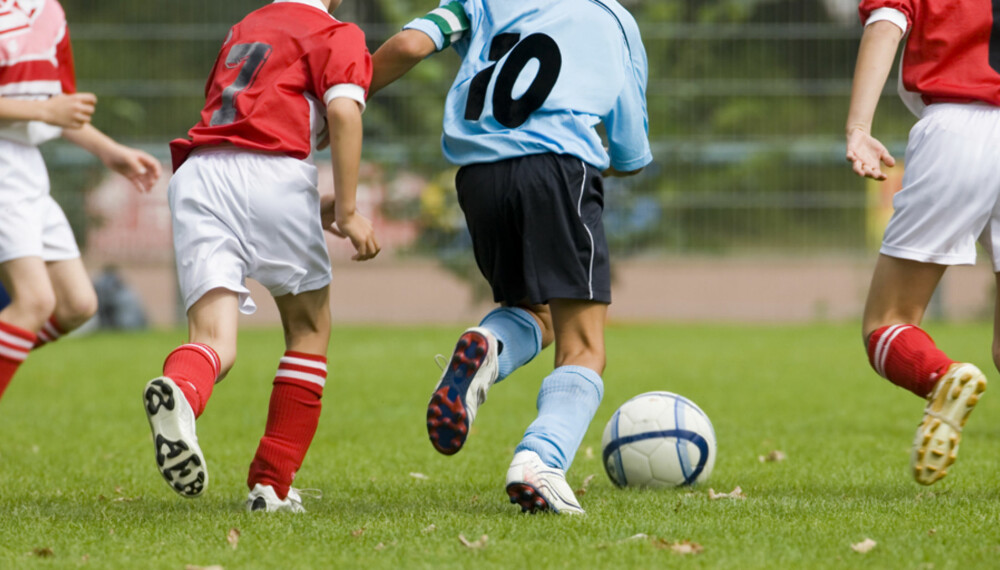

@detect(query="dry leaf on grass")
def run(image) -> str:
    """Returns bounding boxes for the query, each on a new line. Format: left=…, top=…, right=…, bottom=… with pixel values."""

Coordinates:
left=653, top=539, right=704, bottom=555
left=226, top=528, right=240, bottom=550
left=575, top=474, right=597, bottom=495
left=584, top=446, right=594, bottom=460
left=927, top=529, right=936, bottom=536
left=422, top=524, right=437, bottom=534
left=851, top=538, right=877, bottom=553
left=374, top=543, right=386, bottom=551
left=409, top=472, right=429, bottom=480
left=708, top=486, right=746, bottom=500
left=184, top=566, right=224, bottom=570
left=31, top=547, right=54, bottom=558
left=458, top=534, right=488, bottom=549
left=757, top=450, right=787, bottom=463
left=351, top=527, right=365, bottom=538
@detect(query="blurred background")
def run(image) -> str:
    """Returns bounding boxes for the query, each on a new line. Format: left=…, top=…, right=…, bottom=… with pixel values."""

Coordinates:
left=43, top=0, right=995, bottom=328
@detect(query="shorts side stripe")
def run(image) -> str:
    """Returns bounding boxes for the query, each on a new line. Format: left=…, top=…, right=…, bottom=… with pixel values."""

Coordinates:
left=576, top=160, right=595, bottom=300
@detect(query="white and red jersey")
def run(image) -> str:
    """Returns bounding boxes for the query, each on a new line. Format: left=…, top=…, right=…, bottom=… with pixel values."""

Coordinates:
left=170, top=0, right=371, bottom=171
left=860, top=1, right=1000, bottom=111
left=0, top=0, right=76, bottom=145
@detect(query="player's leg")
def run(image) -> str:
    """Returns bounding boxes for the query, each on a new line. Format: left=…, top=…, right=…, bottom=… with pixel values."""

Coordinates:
left=33, top=257, right=98, bottom=348
left=0, top=257, right=53, bottom=401
left=426, top=301, right=553, bottom=456
left=862, top=254, right=953, bottom=397
left=506, top=298, right=605, bottom=515
left=246, top=285, right=330, bottom=512
left=143, top=288, right=234, bottom=499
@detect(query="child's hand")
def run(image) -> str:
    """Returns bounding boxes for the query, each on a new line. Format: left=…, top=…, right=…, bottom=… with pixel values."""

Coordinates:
left=846, top=127, right=895, bottom=180
left=102, top=144, right=163, bottom=193
left=328, top=211, right=380, bottom=261
left=41, top=93, right=97, bottom=129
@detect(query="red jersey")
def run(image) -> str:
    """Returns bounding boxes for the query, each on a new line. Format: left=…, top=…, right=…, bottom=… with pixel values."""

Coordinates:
left=169, top=0, right=372, bottom=171
left=859, top=1, right=1000, bottom=108
left=0, top=0, right=76, bottom=145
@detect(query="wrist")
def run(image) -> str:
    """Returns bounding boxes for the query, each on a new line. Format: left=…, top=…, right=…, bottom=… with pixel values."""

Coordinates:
left=845, top=123, right=871, bottom=136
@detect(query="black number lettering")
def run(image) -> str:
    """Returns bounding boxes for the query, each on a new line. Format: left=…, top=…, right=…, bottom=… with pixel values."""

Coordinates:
left=992, top=1, right=1000, bottom=73
left=464, top=33, right=562, bottom=128
left=465, top=33, right=520, bottom=121
left=210, top=42, right=272, bottom=126
left=492, top=34, right=561, bottom=128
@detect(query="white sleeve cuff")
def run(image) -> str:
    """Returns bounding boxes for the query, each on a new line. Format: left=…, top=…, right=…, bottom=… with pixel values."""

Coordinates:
left=403, top=18, right=446, bottom=51
left=323, top=83, right=367, bottom=113
left=865, top=7, right=907, bottom=33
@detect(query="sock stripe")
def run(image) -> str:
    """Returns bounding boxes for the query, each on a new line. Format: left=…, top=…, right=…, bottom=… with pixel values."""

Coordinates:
left=0, top=344, right=28, bottom=362
left=42, top=318, right=62, bottom=339
left=0, top=323, right=35, bottom=350
left=875, top=324, right=911, bottom=377
left=276, top=369, right=326, bottom=387
left=279, top=355, right=328, bottom=372
left=185, top=343, right=221, bottom=378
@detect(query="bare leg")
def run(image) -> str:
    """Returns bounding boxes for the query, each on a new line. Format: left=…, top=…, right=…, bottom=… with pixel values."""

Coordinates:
left=186, top=288, right=240, bottom=379
left=862, top=254, right=946, bottom=341
left=549, top=298, right=607, bottom=373
left=0, top=257, right=56, bottom=332
left=45, top=258, right=98, bottom=332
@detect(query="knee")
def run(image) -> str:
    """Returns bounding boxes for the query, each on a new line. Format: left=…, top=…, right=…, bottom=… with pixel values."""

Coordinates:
left=9, top=286, right=57, bottom=330
left=57, top=289, right=98, bottom=331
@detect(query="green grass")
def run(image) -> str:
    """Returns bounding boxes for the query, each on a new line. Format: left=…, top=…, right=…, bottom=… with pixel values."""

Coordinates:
left=2, top=322, right=1000, bottom=569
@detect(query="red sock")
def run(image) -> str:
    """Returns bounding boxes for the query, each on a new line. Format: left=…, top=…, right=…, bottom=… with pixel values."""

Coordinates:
left=0, top=321, right=37, bottom=401
left=162, top=343, right=221, bottom=418
left=247, top=351, right=327, bottom=500
left=867, top=324, right=954, bottom=398
left=33, top=315, right=64, bottom=349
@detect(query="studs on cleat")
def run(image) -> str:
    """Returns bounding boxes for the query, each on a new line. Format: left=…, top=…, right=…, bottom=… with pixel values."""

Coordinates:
left=145, top=379, right=175, bottom=415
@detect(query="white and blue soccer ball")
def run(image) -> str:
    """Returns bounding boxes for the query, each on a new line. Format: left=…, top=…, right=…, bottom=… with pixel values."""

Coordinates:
left=602, top=391, right=716, bottom=488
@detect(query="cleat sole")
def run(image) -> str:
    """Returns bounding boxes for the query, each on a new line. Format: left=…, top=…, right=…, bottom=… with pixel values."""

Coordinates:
left=506, top=482, right=550, bottom=514
left=426, top=331, right=491, bottom=455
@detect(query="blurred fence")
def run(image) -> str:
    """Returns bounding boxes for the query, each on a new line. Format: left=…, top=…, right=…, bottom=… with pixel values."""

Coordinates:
left=38, top=2, right=964, bottom=324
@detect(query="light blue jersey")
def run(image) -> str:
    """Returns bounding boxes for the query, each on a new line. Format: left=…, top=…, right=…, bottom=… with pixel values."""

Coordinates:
left=404, top=0, right=652, bottom=172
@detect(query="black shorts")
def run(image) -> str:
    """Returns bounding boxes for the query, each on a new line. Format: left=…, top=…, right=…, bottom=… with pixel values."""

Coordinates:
left=456, top=154, right=611, bottom=305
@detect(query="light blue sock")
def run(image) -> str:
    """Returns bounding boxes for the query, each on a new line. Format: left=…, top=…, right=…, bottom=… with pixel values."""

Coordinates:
left=515, top=365, right=604, bottom=471
left=479, top=307, right=542, bottom=382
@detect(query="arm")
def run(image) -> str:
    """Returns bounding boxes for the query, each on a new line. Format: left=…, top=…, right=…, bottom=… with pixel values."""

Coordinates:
left=369, top=29, right=438, bottom=96
left=61, top=123, right=162, bottom=193
left=323, top=97, right=380, bottom=261
left=0, top=93, right=96, bottom=128
left=603, top=166, right=643, bottom=178
left=845, top=20, right=904, bottom=180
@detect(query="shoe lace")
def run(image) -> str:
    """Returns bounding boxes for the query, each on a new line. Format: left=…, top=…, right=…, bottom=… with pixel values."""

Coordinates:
left=291, top=487, right=323, bottom=501
left=434, top=354, right=448, bottom=372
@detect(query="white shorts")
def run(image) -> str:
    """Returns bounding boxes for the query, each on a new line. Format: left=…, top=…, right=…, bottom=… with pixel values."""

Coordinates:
left=168, top=148, right=332, bottom=315
left=882, top=103, right=1000, bottom=270
left=0, top=139, right=79, bottom=264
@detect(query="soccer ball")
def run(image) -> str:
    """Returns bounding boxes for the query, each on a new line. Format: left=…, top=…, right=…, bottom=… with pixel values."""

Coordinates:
left=602, top=391, right=716, bottom=488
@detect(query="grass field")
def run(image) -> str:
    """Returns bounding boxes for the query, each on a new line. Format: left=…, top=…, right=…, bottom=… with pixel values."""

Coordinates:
left=1, top=322, right=999, bottom=569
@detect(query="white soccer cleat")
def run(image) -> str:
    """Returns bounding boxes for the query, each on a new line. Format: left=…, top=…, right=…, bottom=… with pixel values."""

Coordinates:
left=505, top=450, right=585, bottom=515
left=246, top=483, right=316, bottom=513
left=143, top=376, right=208, bottom=498
left=426, top=327, right=499, bottom=455
left=911, top=362, right=987, bottom=485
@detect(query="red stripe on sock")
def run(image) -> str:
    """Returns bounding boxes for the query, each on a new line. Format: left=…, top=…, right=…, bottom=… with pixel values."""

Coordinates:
left=867, top=325, right=954, bottom=397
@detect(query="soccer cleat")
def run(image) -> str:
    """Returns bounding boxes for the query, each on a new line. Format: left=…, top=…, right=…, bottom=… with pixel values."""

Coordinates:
left=143, top=376, right=208, bottom=498
left=505, top=450, right=584, bottom=515
left=911, top=363, right=987, bottom=485
left=246, top=483, right=318, bottom=513
left=426, top=327, right=499, bottom=455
